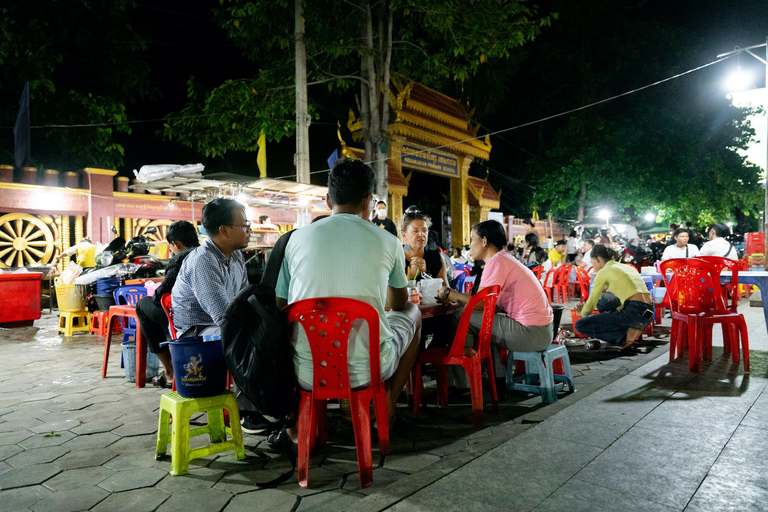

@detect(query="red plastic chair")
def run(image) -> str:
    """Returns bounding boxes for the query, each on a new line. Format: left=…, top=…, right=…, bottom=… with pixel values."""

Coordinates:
left=661, top=259, right=749, bottom=373
left=160, top=293, right=178, bottom=339
left=544, top=265, right=570, bottom=304
left=694, top=256, right=742, bottom=359
left=103, top=305, right=147, bottom=387
left=530, top=265, right=544, bottom=280
left=283, top=297, right=389, bottom=489
left=695, top=256, right=740, bottom=313
left=412, top=285, right=500, bottom=428
left=573, top=266, right=591, bottom=301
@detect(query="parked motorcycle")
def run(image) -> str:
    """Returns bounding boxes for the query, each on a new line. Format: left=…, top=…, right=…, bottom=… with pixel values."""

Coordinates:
left=622, top=242, right=653, bottom=269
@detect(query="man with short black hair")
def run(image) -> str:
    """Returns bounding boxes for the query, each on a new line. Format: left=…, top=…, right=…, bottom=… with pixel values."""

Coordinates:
left=698, top=222, right=737, bottom=260
left=135, top=220, right=200, bottom=388
left=270, top=158, right=421, bottom=448
left=172, top=198, right=250, bottom=337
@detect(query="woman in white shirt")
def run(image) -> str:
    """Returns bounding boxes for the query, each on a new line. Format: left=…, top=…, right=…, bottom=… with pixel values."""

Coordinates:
left=661, top=228, right=699, bottom=260
left=698, top=223, right=738, bottom=261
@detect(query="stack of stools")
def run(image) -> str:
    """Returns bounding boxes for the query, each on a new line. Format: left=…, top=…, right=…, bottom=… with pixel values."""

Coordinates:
left=506, top=344, right=575, bottom=403
left=155, top=391, right=245, bottom=476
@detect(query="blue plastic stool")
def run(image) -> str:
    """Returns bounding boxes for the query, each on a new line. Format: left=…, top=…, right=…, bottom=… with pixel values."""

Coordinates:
left=506, top=344, right=575, bottom=403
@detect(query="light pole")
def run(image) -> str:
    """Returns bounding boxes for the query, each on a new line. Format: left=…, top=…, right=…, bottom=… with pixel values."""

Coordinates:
left=718, top=38, right=768, bottom=234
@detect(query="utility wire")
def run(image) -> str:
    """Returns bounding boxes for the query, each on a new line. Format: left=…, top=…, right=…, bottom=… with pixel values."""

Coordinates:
left=0, top=54, right=731, bottom=167
left=269, top=55, right=732, bottom=180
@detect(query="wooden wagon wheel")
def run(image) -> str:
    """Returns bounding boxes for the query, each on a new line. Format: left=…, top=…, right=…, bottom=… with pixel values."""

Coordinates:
left=135, top=219, right=173, bottom=242
left=0, top=213, right=56, bottom=267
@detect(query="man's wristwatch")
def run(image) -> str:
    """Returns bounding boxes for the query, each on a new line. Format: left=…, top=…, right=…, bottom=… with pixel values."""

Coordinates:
left=442, top=287, right=451, bottom=301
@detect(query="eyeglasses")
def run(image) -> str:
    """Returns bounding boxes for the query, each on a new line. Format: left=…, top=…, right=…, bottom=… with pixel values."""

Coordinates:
left=404, top=209, right=422, bottom=217
left=227, top=221, right=251, bottom=231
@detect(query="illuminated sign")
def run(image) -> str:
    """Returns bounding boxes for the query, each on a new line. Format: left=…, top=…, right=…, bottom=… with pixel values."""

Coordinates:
left=401, top=144, right=458, bottom=178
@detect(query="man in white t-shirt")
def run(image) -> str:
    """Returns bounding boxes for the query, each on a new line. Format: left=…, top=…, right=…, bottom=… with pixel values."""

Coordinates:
left=576, top=239, right=594, bottom=271
left=662, top=228, right=700, bottom=260
left=698, top=222, right=738, bottom=261
left=275, top=158, right=421, bottom=436
left=625, top=218, right=640, bottom=246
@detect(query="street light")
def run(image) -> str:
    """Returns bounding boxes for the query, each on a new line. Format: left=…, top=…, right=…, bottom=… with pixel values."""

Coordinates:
left=718, top=38, right=768, bottom=233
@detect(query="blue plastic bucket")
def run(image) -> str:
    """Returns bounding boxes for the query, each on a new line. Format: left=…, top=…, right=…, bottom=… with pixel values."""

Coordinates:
left=162, top=336, right=227, bottom=398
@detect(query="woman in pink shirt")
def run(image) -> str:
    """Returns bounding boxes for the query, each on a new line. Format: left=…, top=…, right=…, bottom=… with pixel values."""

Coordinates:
left=437, top=220, right=554, bottom=358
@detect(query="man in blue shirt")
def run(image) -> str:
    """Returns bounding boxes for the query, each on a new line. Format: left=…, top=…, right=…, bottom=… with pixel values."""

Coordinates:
left=172, top=198, right=251, bottom=337
left=272, top=159, right=421, bottom=449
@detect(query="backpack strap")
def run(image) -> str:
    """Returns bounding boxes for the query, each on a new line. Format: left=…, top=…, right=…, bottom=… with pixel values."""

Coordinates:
left=260, top=229, right=295, bottom=289
left=685, top=246, right=688, bottom=258
left=724, top=243, right=734, bottom=259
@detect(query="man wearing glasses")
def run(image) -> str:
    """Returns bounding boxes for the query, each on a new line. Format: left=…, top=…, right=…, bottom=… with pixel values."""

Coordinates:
left=171, top=198, right=251, bottom=338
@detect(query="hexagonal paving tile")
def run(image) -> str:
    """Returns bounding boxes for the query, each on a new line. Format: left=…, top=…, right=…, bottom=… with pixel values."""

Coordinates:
left=30, top=485, right=109, bottom=512
left=0, top=463, right=61, bottom=490
left=62, top=432, right=120, bottom=450
left=43, top=466, right=115, bottom=491
left=0, top=430, right=34, bottom=447
left=91, top=487, right=171, bottom=512
left=0, top=485, right=52, bottom=511
left=70, top=418, right=125, bottom=435
left=18, top=431, right=76, bottom=450
left=29, top=420, right=81, bottom=434
left=223, top=489, right=298, bottom=512
left=54, top=448, right=118, bottom=470
left=109, top=435, right=158, bottom=455
left=0, top=419, right=44, bottom=434
left=98, top=467, right=167, bottom=492
left=6, top=446, right=69, bottom=468
left=0, top=444, right=23, bottom=462
left=213, top=469, right=286, bottom=494
left=156, top=466, right=224, bottom=493
left=156, top=488, right=233, bottom=512
left=103, top=452, right=159, bottom=471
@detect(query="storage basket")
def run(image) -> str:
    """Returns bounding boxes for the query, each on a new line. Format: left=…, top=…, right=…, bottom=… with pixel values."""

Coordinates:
left=55, top=283, right=87, bottom=312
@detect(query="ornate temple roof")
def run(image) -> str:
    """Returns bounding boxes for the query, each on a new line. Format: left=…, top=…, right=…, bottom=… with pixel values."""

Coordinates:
left=467, top=176, right=501, bottom=208
left=348, top=74, right=491, bottom=161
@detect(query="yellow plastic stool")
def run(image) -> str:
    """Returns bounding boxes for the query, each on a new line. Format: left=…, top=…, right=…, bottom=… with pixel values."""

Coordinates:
left=57, top=310, right=91, bottom=337
left=155, top=391, right=245, bottom=476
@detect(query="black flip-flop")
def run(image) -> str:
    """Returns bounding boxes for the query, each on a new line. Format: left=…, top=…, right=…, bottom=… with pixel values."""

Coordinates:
left=152, top=373, right=173, bottom=389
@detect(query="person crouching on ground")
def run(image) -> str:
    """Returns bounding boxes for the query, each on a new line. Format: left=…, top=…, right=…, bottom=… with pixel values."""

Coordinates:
left=574, top=244, right=654, bottom=350
left=135, top=220, right=200, bottom=388
left=435, top=220, right=553, bottom=371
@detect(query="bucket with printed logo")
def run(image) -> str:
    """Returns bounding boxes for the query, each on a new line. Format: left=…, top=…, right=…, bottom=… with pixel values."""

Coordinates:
left=161, top=336, right=227, bottom=398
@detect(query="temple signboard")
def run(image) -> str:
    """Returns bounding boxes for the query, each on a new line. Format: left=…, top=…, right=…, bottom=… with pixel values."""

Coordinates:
left=401, top=144, right=459, bottom=178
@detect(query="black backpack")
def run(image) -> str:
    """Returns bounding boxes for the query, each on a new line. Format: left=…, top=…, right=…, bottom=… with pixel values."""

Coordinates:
left=220, top=230, right=297, bottom=419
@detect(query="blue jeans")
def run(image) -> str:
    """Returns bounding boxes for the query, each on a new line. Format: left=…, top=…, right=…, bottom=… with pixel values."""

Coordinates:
left=575, top=293, right=653, bottom=345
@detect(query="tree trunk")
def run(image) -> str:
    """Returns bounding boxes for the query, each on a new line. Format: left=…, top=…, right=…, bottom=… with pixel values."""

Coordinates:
left=577, top=181, right=586, bottom=221
left=295, top=0, right=310, bottom=184
left=360, top=0, right=388, bottom=199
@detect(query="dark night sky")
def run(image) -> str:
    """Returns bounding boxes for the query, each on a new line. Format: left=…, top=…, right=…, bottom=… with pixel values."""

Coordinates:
left=117, top=0, right=767, bottom=193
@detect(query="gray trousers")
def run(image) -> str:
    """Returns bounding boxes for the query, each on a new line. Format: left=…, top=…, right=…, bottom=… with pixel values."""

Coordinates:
left=449, top=308, right=553, bottom=386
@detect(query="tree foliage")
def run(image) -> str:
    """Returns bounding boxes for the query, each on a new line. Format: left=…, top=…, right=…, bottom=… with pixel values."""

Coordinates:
left=0, top=1, right=152, bottom=170
left=513, top=0, right=763, bottom=225
left=163, top=0, right=554, bottom=189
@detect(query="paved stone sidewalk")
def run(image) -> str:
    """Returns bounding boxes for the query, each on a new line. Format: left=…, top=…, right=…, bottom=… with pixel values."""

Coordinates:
left=0, top=300, right=749, bottom=511
left=361, top=303, right=767, bottom=511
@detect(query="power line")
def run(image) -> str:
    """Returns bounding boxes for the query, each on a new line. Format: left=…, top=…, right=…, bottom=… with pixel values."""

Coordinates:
left=269, top=55, right=732, bottom=179
left=1, top=54, right=731, bottom=165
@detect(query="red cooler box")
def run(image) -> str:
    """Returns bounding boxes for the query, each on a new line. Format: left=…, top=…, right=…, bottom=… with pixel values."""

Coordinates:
left=0, top=272, right=43, bottom=326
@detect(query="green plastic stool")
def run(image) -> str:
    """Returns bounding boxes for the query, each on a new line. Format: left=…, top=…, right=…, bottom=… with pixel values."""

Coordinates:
left=155, top=390, right=245, bottom=475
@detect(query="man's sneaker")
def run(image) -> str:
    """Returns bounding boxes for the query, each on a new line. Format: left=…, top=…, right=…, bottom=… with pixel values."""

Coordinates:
left=240, top=411, right=278, bottom=435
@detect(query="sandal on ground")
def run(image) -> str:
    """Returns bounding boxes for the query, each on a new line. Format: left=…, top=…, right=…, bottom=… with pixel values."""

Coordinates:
left=266, top=425, right=298, bottom=458
left=373, top=415, right=409, bottom=437
left=152, top=372, right=173, bottom=389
